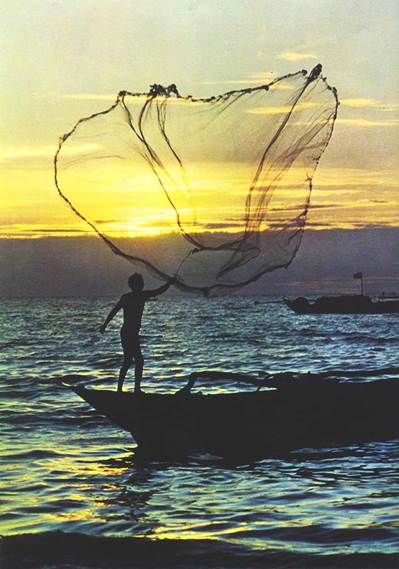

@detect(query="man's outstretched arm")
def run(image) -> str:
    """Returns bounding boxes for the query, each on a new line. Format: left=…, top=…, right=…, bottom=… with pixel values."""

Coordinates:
left=144, top=277, right=176, bottom=299
left=100, top=298, right=123, bottom=333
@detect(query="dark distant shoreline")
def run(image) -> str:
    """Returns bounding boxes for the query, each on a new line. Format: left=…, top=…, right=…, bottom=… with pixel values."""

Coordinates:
left=1, top=227, right=399, bottom=297
left=2, top=532, right=398, bottom=569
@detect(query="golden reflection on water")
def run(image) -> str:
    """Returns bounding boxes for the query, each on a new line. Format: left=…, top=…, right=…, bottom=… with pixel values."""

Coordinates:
left=150, top=523, right=236, bottom=542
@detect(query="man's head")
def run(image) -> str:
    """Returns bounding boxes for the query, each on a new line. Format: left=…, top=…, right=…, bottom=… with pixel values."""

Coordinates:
left=128, top=273, right=144, bottom=293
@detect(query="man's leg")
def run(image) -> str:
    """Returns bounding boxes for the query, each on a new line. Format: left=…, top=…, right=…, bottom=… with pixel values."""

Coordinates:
left=134, top=351, right=144, bottom=393
left=118, top=355, right=132, bottom=392
left=133, top=337, right=144, bottom=394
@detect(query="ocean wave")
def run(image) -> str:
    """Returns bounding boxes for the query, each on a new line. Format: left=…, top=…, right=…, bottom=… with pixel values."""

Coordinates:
left=0, top=449, right=64, bottom=460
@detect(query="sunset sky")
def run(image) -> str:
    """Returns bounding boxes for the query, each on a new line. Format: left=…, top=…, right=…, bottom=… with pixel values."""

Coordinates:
left=1, top=0, right=399, bottom=239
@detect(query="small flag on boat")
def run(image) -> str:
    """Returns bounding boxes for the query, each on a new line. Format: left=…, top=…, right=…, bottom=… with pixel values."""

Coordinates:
left=353, top=272, right=363, bottom=279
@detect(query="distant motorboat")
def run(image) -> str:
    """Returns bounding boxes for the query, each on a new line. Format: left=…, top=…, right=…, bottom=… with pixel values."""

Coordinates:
left=284, top=295, right=399, bottom=315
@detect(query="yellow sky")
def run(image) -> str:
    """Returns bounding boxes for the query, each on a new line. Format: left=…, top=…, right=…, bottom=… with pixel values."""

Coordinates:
left=1, top=0, right=398, bottom=238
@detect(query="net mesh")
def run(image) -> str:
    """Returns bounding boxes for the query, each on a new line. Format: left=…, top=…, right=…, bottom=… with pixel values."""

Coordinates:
left=54, top=64, right=339, bottom=296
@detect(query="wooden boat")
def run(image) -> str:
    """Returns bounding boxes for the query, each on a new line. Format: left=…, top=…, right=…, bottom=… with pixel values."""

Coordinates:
left=68, top=375, right=399, bottom=457
left=284, top=295, right=399, bottom=315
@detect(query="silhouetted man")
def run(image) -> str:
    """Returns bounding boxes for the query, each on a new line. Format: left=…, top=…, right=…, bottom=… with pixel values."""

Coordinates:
left=100, top=273, right=174, bottom=394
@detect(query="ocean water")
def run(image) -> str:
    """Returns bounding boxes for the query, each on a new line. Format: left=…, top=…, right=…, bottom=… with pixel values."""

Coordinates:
left=1, top=296, right=398, bottom=568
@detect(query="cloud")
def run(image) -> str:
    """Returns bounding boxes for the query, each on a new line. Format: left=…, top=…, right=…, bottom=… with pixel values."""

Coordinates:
left=248, top=101, right=318, bottom=115
left=352, top=223, right=393, bottom=229
left=270, top=204, right=340, bottom=212
left=277, top=51, right=318, bottom=62
left=337, top=118, right=399, bottom=128
left=94, top=219, right=123, bottom=225
left=0, top=142, right=102, bottom=162
left=341, top=98, right=399, bottom=112
left=199, top=222, right=242, bottom=229
left=0, top=144, right=58, bottom=160
left=0, top=225, right=90, bottom=238
left=30, top=228, right=85, bottom=233
left=292, top=117, right=399, bottom=128
left=196, top=72, right=293, bottom=88
left=268, top=221, right=332, bottom=229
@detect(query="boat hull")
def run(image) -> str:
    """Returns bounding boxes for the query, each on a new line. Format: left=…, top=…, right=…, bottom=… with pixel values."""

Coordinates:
left=71, top=379, right=399, bottom=457
left=285, top=296, right=399, bottom=315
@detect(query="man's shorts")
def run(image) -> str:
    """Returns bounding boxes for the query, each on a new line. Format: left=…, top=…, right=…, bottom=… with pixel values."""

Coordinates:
left=120, top=325, right=142, bottom=358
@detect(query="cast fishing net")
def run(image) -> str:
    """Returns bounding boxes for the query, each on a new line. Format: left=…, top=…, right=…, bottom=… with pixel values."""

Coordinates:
left=54, top=64, right=338, bottom=296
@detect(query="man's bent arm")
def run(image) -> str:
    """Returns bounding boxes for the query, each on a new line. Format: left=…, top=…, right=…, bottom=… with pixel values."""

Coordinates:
left=100, top=299, right=122, bottom=332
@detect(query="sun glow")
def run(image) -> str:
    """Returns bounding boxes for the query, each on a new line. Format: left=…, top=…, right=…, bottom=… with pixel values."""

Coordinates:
left=2, top=159, right=398, bottom=238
